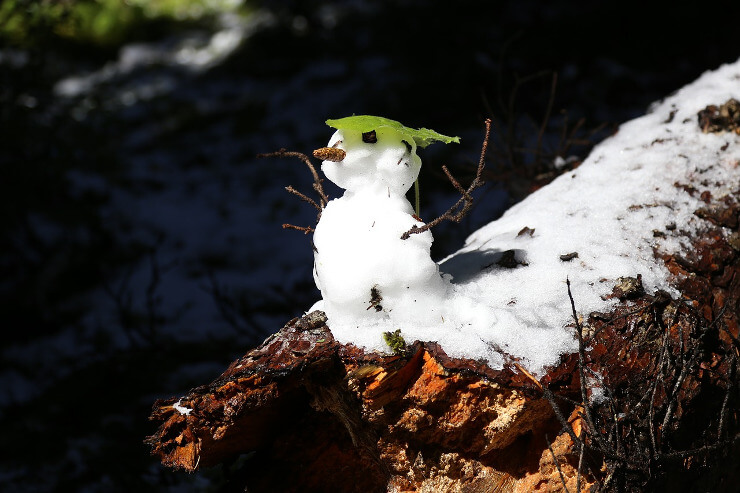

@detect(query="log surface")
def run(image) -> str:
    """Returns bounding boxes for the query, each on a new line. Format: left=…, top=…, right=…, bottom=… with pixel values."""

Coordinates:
left=147, top=193, right=740, bottom=491
left=147, top=111, right=740, bottom=491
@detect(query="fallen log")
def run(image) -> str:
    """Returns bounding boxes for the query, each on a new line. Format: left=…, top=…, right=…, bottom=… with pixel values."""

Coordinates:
left=147, top=62, right=740, bottom=492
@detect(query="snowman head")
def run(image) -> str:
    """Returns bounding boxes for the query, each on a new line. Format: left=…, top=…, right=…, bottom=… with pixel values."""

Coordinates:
left=319, top=127, right=422, bottom=195
left=314, top=115, right=460, bottom=196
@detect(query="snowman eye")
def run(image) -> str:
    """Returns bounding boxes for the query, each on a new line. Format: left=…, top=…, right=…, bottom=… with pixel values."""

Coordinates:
left=362, top=130, right=378, bottom=143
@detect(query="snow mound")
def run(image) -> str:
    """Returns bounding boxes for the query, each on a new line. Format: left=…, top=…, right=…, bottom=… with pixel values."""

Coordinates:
left=313, top=60, right=740, bottom=375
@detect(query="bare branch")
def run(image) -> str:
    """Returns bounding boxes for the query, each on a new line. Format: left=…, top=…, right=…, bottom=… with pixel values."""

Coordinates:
left=567, top=277, right=613, bottom=456
left=285, top=185, right=321, bottom=212
left=576, top=437, right=585, bottom=493
left=202, top=270, right=262, bottom=336
left=660, top=306, right=728, bottom=445
left=258, top=149, right=330, bottom=233
left=718, top=352, right=737, bottom=440
left=546, top=434, right=571, bottom=493
left=401, top=118, right=492, bottom=240
left=258, top=149, right=329, bottom=208
left=660, top=431, right=740, bottom=460
left=535, top=72, right=558, bottom=162
left=282, top=224, right=315, bottom=234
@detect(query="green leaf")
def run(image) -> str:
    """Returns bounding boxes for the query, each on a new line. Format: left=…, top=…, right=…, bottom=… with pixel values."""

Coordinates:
left=325, top=115, right=460, bottom=148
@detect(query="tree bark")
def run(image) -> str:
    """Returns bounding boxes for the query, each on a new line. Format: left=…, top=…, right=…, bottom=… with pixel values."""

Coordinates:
left=147, top=114, right=740, bottom=492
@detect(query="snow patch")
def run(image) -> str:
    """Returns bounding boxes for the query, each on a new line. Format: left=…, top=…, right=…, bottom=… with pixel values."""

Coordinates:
left=312, top=60, right=740, bottom=376
left=173, top=399, right=193, bottom=416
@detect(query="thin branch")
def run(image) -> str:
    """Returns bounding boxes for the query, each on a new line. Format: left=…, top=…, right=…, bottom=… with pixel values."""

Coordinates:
left=285, top=185, right=322, bottom=212
left=648, top=327, right=671, bottom=456
left=717, top=352, right=735, bottom=440
left=258, top=148, right=329, bottom=207
left=720, top=320, right=740, bottom=351
left=282, top=224, right=314, bottom=234
left=535, top=72, right=558, bottom=165
left=401, top=118, right=492, bottom=240
left=543, top=388, right=581, bottom=446
left=660, top=306, right=727, bottom=444
left=202, top=270, right=261, bottom=337
left=660, top=431, right=740, bottom=460
left=546, top=434, right=571, bottom=493
left=258, top=149, right=330, bottom=232
left=600, top=381, right=623, bottom=458
left=576, top=436, right=585, bottom=493
left=567, top=277, right=612, bottom=455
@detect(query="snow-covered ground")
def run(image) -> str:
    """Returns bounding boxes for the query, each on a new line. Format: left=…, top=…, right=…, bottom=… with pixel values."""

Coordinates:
left=324, top=59, right=740, bottom=375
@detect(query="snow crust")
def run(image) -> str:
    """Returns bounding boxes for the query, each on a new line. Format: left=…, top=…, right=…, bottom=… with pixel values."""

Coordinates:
left=313, top=61, right=740, bottom=375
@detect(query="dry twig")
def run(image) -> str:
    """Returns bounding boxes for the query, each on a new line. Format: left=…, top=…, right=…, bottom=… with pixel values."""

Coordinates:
left=401, top=118, right=492, bottom=240
left=567, top=277, right=612, bottom=456
left=546, top=433, right=572, bottom=493
left=558, top=280, right=740, bottom=490
left=257, top=149, right=329, bottom=232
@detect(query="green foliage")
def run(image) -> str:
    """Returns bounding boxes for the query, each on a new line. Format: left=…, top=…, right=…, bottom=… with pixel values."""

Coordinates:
left=326, top=115, right=460, bottom=148
left=382, top=329, right=407, bottom=355
left=127, top=0, right=245, bottom=21
left=0, top=0, right=247, bottom=48
left=0, top=0, right=137, bottom=47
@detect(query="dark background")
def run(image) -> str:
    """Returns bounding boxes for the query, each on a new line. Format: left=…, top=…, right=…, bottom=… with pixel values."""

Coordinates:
left=1, top=0, right=738, bottom=490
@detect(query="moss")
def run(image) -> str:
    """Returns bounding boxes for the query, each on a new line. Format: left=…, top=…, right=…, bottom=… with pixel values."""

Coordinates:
left=0, top=0, right=250, bottom=49
left=383, top=329, right=406, bottom=355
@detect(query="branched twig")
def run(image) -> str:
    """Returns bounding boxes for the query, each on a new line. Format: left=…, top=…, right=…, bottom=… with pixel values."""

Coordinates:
left=102, top=238, right=173, bottom=347
left=258, top=149, right=329, bottom=207
left=543, top=388, right=581, bottom=446
left=401, top=118, right=492, bottom=240
left=203, top=270, right=261, bottom=337
left=660, top=306, right=727, bottom=445
left=258, top=149, right=329, bottom=232
left=285, top=185, right=322, bottom=212
left=660, top=431, right=740, bottom=460
left=553, top=279, right=740, bottom=490
left=720, top=320, right=740, bottom=352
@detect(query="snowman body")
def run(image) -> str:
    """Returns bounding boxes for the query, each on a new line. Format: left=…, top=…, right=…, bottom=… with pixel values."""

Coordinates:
left=313, top=127, right=449, bottom=327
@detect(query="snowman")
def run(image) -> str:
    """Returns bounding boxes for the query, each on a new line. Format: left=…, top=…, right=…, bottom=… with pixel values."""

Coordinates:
left=310, top=116, right=460, bottom=331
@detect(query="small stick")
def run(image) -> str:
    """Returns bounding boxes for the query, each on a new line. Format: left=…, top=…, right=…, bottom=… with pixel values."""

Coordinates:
left=546, top=433, right=571, bottom=493
left=576, top=436, right=585, bottom=493
left=567, top=277, right=611, bottom=455
left=401, top=118, right=492, bottom=240
left=258, top=149, right=329, bottom=208
left=282, top=224, right=314, bottom=234
left=514, top=362, right=542, bottom=390
left=285, top=185, right=321, bottom=212
left=717, top=354, right=735, bottom=440
left=535, top=72, right=557, bottom=165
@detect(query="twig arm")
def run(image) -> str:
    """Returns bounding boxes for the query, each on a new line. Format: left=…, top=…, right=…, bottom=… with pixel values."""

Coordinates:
left=258, top=149, right=330, bottom=233
left=401, top=118, right=492, bottom=240
left=257, top=149, right=330, bottom=208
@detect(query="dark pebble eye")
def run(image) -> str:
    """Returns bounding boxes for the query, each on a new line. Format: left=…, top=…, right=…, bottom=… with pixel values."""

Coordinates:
left=362, top=130, right=377, bottom=143
left=402, top=140, right=412, bottom=153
